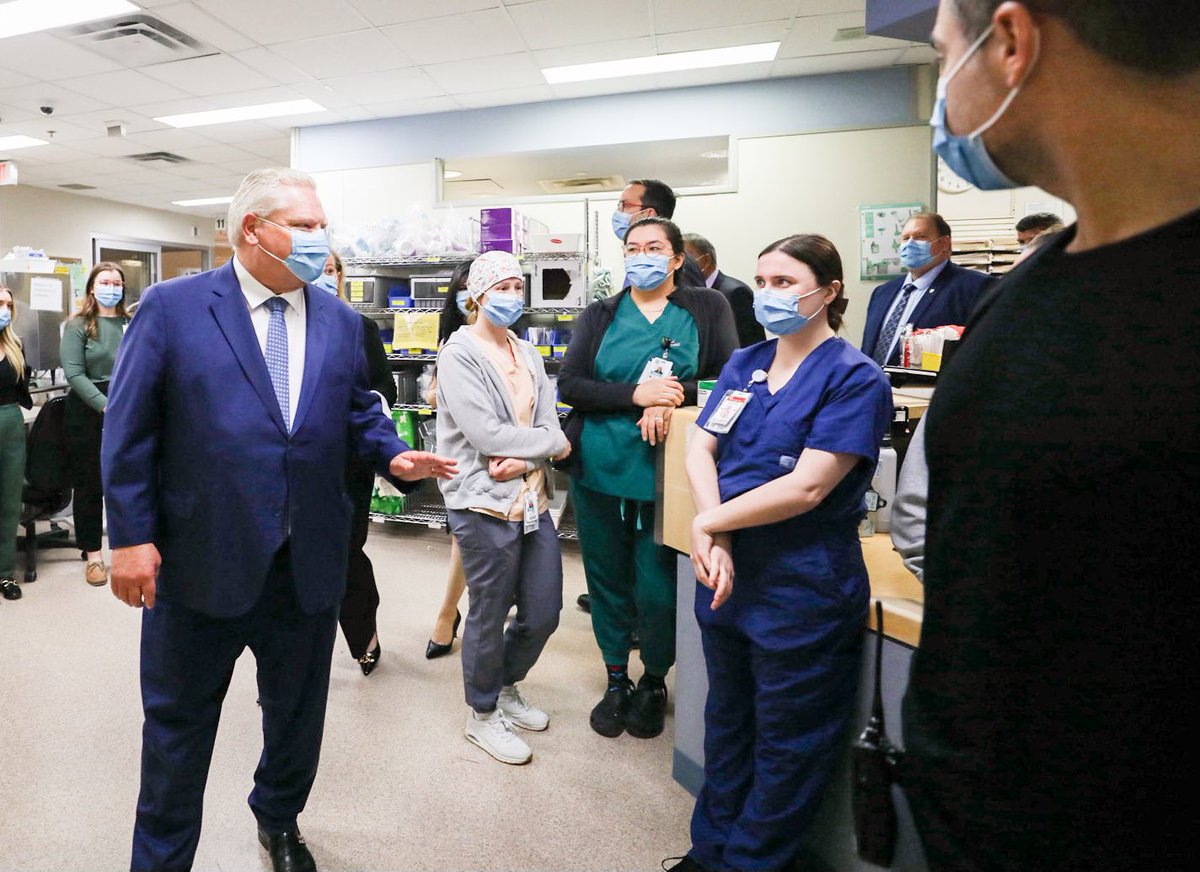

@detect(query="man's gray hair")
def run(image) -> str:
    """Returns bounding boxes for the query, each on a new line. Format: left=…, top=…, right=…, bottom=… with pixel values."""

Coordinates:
left=682, top=232, right=716, bottom=264
left=227, top=167, right=318, bottom=247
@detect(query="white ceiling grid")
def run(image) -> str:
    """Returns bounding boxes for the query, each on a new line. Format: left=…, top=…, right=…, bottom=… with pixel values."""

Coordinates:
left=0, top=0, right=934, bottom=215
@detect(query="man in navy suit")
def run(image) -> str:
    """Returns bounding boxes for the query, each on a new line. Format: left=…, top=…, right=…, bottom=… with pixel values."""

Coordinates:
left=102, top=168, right=456, bottom=872
left=860, top=212, right=994, bottom=366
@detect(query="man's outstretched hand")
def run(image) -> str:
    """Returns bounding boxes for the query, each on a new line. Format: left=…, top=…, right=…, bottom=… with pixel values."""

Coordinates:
left=389, top=451, right=458, bottom=481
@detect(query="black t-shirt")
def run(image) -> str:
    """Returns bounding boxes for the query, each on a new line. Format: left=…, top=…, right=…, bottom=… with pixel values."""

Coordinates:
left=902, top=208, right=1200, bottom=867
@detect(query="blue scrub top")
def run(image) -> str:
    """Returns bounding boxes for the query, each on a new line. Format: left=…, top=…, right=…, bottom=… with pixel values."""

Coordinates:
left=696, top=337, right=892, bottom=542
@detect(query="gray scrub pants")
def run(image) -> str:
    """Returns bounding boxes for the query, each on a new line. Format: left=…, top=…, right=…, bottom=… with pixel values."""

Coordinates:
left=447, top=509, right=563, bottom=712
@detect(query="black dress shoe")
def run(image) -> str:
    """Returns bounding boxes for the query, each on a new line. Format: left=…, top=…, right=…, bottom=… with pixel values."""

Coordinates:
left=662, top=855, right=711, bottom=872
left=577, top=593, right=591, bottom=613
left=257, top=825, right=316, bottom=872
left=626, top=675, right=668, bottom=739
left=358, top=642, right=381, bottom=676
left=1, top=578, right=21, bottom=601
left=425, top=609, right=461, bottom=659
left=589, top=676, right=633, bottom=738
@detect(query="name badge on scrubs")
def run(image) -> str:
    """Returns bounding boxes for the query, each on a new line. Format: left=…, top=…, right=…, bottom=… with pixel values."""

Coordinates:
left=638, top=355, right=674, bottom=383
left=705, top=390, right=752, bottom=434
left=523, top=488, right=539, bottom=534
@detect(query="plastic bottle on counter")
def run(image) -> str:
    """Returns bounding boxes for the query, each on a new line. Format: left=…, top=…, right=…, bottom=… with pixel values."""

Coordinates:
left=872, top=432, right=898, bottom=533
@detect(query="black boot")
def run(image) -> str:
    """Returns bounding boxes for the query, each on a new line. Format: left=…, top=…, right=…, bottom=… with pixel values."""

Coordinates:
left=626, top=673, right=668, bottom=738
left=589, top=670, right=634, bottom=738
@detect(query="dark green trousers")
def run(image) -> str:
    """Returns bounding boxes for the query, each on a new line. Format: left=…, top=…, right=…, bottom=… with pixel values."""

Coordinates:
left=570, top=480, right=676, bottom=676
left=0, top=404, right=26, bottom=577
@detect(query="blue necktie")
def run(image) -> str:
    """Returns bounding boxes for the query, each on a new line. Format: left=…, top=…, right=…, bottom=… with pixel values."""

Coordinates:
left=872, top=282, right=917, bottom=365
left=264, top=296, right=290, bottom=430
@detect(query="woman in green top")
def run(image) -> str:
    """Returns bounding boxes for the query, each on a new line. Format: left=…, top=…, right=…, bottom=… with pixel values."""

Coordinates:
left=559, top=217, right=737, bottom=740
left=61, top=262, right=129, bottom=587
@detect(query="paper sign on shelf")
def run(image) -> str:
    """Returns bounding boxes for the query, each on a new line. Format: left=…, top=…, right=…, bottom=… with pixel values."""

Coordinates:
left=29, top=276, right=63, bottom=312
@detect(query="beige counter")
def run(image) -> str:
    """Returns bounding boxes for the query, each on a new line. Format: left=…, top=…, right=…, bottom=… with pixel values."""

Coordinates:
left=657, top=396, right=925, bottom=648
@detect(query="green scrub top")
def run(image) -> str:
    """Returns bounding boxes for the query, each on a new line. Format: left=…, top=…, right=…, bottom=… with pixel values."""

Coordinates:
left=580, top=293, right=699, bottom=501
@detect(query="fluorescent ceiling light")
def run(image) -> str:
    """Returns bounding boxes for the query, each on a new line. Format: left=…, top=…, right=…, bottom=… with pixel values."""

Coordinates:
left=443, top=170, right=463, bottom=179
left=0, top=135, right=49, bottom=151
left=172, top=196, right=234, bottom=207
left=155, top=99, right=325, bottom=129
left=0, top=0, right=138, bottom=40
left=542, top=42, right=780, bottom=84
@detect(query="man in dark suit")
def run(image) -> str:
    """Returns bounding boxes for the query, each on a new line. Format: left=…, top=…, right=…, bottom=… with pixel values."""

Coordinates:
left=860, top=211, right=994, bottom=366
left=683, top=232, right=765, bottom=347
left=102, top=168, right=456, bottom=872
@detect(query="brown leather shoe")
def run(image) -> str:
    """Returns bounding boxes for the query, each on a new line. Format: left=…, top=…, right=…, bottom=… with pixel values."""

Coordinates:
left=85, top=561, right=107, bottom=587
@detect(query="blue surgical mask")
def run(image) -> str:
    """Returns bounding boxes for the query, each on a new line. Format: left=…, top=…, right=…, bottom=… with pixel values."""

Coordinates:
left=611, top=210, right=631, bottom=241
left=898, top=239, right=935, bottom=270
left=625, top=253, right=672, bottom=291
left=931, top=23, right=1039, bottom=191
left=258, top=217, right=330, bottom=283
left=455, top=290, right=471, bottom=317
left=753, top=287, right=826, bottom=336
left=478, top=291, right=524, bottom=328
left=0, top=308, right=10, bottom=331
left=313, top=273, right=339, bottom=295
left=94, top=283, right=124, bottom=308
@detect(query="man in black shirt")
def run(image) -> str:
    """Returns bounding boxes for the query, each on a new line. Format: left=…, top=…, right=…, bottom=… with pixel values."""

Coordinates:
left=904, top=2, right=1200, bottom=869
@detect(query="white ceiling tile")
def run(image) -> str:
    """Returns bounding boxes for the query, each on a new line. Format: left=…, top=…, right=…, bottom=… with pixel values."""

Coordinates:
left=0, top=143, right=94, bottom=165
left=771, top=48, right=903, bottom=76
left=532, top=37, right=657, bottom=69
left=0, top=66, right=38, bottom=89
left=194, top=120, right=294, bottom=143
left=652, top=0, right=799, bottom=32
left=319, top=67, right=445, bottom=104
left=231, top=47, right=315, bottom=86
left=794, top=1, right=867, bottom=15
left=269, top=30, right=412, bottom=79
left=652, top=61, right=775, bottom=90
left=346, top=0, right=500, bottom=26
left=191, top=0, right=373, bottom=45
left=0, top=34, right=122, bottom=80
left=129, top=96, right=221, bottom=118
left=423, top=53, right=545, bottom=94
left=779, top=11, right=910, bottom=58
left=654, top=21, right=790, bottom=54
left=381, top=9, right=523, bottom=66
left=56, top=70, right=193, bottom=106
left=172, top=142, right=265, bottom=163
left=0, top=82, right=114, bottom=118
left=140, top=55, right=283, bottom=97
left=508, top=0, right=652, bottom=50
left=895, top=45, right=938, bottom=65
left=57, top=110, right=164, bottom=136
left=234, top=138, right=293, bottom=160
left=0, top=117, right=97, bottom=144
left=152, top=3, right=259, bottom=53
left=453, top=85, right=555, bottom=109
left=548, top=77, right=662, bottom=101
left=205, top=87, right=306, bottom=109
left=356, top=95, right=463, bottom=117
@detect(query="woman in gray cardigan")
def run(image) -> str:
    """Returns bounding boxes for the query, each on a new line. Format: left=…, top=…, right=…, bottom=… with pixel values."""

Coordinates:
left=435, top=251, right=571, bottom=766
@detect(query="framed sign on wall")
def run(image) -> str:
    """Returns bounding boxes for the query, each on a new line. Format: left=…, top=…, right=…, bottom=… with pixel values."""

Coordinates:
left=859, top=202, right=925, bottom=280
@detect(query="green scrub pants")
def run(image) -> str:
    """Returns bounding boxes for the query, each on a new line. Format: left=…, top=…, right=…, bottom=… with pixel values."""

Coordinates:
left=0, top=404, right=27, bottom=578
left=571, top=480, right=676, bottom=676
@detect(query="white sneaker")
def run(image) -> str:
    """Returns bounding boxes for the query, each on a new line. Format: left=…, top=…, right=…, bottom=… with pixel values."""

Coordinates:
left=497, top=684, right=550, bottom=731
left=465, top=708, right=532, bottom=764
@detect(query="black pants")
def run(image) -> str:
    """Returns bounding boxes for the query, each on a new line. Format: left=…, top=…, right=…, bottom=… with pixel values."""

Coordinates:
left=338, top=460, right=380, bottom=659
left=64, top=390, right=104, bottom=552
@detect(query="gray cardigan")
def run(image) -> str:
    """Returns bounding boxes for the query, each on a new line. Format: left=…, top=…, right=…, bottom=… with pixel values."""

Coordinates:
left=435, top=327, right=568, bottom=514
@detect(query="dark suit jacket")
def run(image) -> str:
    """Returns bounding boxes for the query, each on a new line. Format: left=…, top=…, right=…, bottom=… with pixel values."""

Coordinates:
left=713, top=271, right=765, bottom=347
left=861, top=261, right=995, bottom=364
left=101, top=261, right=409, bottom=618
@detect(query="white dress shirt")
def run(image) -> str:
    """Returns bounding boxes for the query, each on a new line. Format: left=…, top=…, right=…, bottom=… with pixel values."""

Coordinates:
left=234, top=256, right=306, bottom=429
left=878, top=259, right=949, bottom=363
left=704, top=269, right=719, bottom=289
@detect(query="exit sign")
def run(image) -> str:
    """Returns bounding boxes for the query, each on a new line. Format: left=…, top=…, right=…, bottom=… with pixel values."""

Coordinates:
left=0, top=161, right=16, bottom=186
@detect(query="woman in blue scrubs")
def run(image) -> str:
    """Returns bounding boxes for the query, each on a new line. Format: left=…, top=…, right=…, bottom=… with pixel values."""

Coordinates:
left=672, top=234, right=892, bottom=872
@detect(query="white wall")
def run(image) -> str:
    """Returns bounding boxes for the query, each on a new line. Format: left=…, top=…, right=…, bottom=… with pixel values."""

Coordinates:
left=0, top=185, right=206, bottom=264
left=311, top=162, right=438, bottom=228
left=937, top=183, right=1076, bottom=238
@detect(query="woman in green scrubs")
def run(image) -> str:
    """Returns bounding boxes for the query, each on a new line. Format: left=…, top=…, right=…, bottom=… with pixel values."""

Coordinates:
left=559, top=217, right=736, bottom=740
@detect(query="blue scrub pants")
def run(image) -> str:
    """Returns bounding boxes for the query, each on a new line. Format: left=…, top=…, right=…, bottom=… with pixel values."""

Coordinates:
left=690, top=535, right=867, bottom=872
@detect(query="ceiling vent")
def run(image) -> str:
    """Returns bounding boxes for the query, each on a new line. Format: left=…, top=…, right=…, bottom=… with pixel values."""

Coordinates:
left=64, top=15, right=213, bottom=67
left=126, top=151, right=190, bottom=165
left=538, top=175, right=625, bottom=194
left=59, top=183, right=97, bottom=191
left=833, top=26, right=868, bottom=42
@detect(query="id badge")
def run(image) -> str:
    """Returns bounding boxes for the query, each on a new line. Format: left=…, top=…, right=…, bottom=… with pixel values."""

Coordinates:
left=523, top=489, right=539, bottom=534
left=637, top=356, right=674, bottom=384
left=705, top=389, right=751, bottom=434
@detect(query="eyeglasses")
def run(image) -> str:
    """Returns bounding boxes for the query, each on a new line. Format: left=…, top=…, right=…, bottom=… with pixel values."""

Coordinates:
left=618, top=200, right=645, bottom=213
left=623, top=243, right=673, bottom=257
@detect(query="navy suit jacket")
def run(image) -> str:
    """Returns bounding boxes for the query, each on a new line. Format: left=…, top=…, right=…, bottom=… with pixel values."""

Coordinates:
left=713, top=271, right=765, bottom=347
left=101, top=261, right=409, bottom=618
left=860, top=261, right=995, bottom=364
